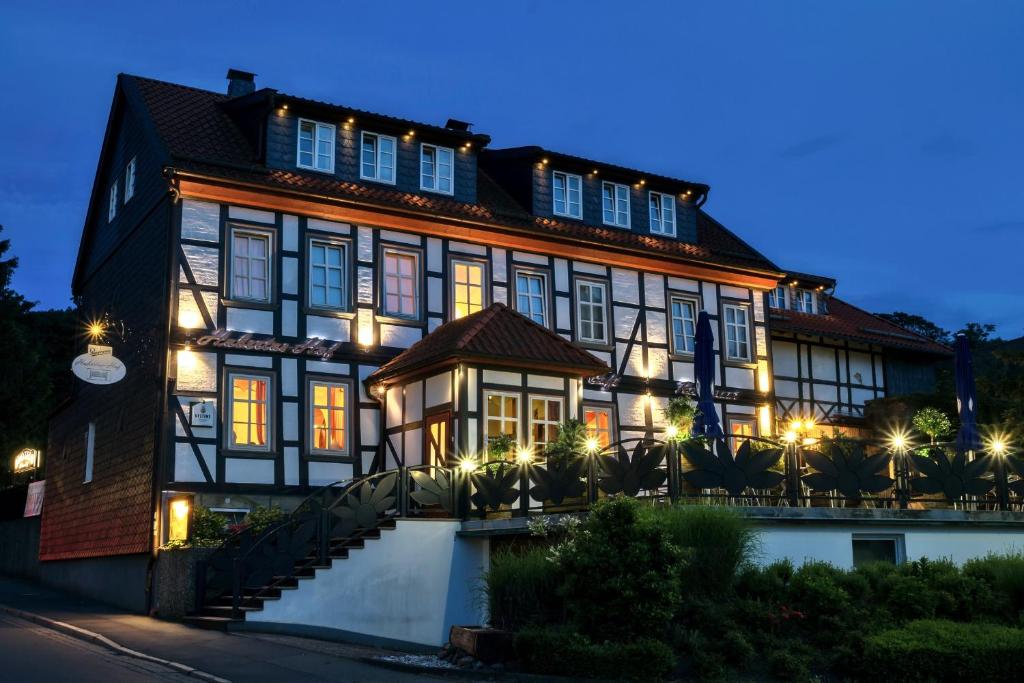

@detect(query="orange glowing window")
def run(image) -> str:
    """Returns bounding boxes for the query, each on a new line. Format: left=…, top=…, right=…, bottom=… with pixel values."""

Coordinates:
left=230, top=374, right=270, bottom=450
left=452, top=261, right=485, bottom=319
left=310, top=381, right=348, bottom=454
left=584, top=406, right=614, bottom=449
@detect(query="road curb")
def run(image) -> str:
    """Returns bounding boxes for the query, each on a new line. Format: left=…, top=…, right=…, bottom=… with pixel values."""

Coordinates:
left=0, top=604, right=231, bottom=683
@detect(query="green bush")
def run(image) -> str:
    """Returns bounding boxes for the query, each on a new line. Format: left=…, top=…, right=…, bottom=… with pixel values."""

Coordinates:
left=515, top=627, right=676, bottom=681
left=244, top=503, right=286, bottom=534
left=191, top=505, right=228, bottom=546
left=963, top=552, right=1024, bottom=623
left=643, top=504, right=758, bottom=595
left=856, top=620, right=1024, bottom=681
left=483, top=547, right=562, bottom=630
left=558, top=497, right=683, bottom=642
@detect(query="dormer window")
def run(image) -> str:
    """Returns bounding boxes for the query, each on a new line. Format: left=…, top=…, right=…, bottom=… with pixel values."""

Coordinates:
left=649, top=192, right=675, bottom=236
left=108, top=180, right=118, bottom=222
left=361, top=132, right=396, bottom=184
left=553, top=171, right=582, bottom=219
left=420, top=144, right=453, bottom=194
left=124, top=157, right=136, bottom=203
left=297, top=119, right=335, bottom=173
left=601, top=182, right=630, bottom=228
left=794, top=289, right=815, bottom=314
left=768, top=286, right=786, bottom=309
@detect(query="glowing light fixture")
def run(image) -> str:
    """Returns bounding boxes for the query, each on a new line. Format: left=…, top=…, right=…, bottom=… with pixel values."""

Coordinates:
left=179, top=309, right=201, bottom=330
left=459, top=457, right=479, bottom=473
left=985, top=434, right=1010, bottom=457
left=585, top=437, right=600, bottom=453
left=168, top=497, right=191, bottom=542
left=86, top=320, right=106, bottom=341
left=783, top=430, right=798, bottom=444
left=665, top=424, right=679, bottom=440
left=516, top=448, right=534, bottom=465
left=888, top=428, right=911, bottom=454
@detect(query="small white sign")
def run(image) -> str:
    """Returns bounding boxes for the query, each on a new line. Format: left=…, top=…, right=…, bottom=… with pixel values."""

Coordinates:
left=24, top=480, right=45, bottom=517
left=72, top=344, right=126, bottom=385
left=190, top=401, right=215, bottom=428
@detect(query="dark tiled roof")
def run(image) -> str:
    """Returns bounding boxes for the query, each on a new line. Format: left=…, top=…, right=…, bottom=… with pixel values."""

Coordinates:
left=771, top=297, right=952, bottom=355
left=125, top=74, right=782, bottom=276
left=779, top=269, right=836, bottom=288
left=366, top=303, right=610, bottom=384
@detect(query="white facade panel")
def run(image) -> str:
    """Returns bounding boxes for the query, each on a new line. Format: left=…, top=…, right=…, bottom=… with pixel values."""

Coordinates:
left=225, top=307, right=274, bottom=335
left=181, top=200, right=220, bottom=242
left=229, top=206, right=275, bottom=224
left=307, top=218, right=350, bottom=234
left=380, top=324, right=421, bottom=349
left=307, top=315, right=350, bottom=343
left=225, top=458, right=275, bottom=484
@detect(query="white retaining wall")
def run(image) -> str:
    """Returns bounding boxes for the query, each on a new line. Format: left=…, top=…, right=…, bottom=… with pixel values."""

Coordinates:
left=248, top=519, right=488, bottom=648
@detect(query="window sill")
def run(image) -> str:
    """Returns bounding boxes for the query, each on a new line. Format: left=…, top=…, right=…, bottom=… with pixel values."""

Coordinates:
left=296, top=164, right=336, bottom=176
left=222, top=298, right=277, bottom=312
left=575, top=340, right=615, bottom=353
left=221, top=448, right=277, bottom=460
left=303, top=307, right=356, bottom=320
left=420, top=186, right=454, bottom=197
left=723, top=359, right=757, bottom=370
left=360, top=175, right=397, bottom=186
left=375, top=314, right=426, bottom=326
left=303, top=452, right=357, bottom=464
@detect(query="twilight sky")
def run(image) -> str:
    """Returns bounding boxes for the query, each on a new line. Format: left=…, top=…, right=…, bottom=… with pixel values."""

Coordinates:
left=1, top=1, right=1021, bottom=336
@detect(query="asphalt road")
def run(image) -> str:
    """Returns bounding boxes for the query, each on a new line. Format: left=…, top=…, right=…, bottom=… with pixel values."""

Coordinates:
left=0, top=611, right=192, bottom=682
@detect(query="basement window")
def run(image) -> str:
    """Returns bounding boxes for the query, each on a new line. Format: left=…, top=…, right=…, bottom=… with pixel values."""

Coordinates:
left=852, top=534, right=905, bottom=567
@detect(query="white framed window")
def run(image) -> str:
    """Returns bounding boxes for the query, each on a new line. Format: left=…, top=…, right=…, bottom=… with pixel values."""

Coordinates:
left=108, top=180, right=118, bottom=222
left=485, top=391, right=520, bottom=445
left=794, top=289, right=815, bottom=314
left=84, top=422, right=95, bottom=483
left=723, top=304, right=752, bottom=362
left=514, top=271, right=548, bottom=326
left=382, top=248, right=420, bottom=318
left=575, top=279, right=608, bottom=344
left=669, top=296, right=698, bottom=355
left=420, top=144, right=454, bottom=194
left=228, top=373, right=272, bottom=452
left=768, top=286, right=786, bottom=309
left=308, top=239, right=347, bottom=310
left=361, top=132, right=396, bottom=184
left=124, top=157, right=136, bottom=203
left=553, top=171, right=582, bottom=219
left=297, top=119, right=336, bottom=173
left=309, top=379, right=349, bottom=456
left=649, top=192, right=676, bottom=236
left=601, top=182, right=630, bottom=227
left=230, top=228, right=273, bottom=302
left=583, top=404, right=614, bottom=450
left=451, top=260, right=485, bottom=319
left=530, top=396, right=563, bottom=450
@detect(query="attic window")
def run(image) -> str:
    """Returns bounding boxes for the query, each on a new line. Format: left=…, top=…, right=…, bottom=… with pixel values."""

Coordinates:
left=361, top=132, right=396, bottom=184
left=649, top=192, right=675, bottom=236
left=553, top=171, right=582, bottom=219
left=124, top=157, right=136, bottom=203
left=108, top=180, right=119, bottom=223
left=601, top=182, right=630, bottom=228
left=297, top=119, right=335, bottom=173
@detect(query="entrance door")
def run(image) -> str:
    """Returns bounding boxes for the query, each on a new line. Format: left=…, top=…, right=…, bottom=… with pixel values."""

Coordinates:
left=424, top=411, right=452, bottom=468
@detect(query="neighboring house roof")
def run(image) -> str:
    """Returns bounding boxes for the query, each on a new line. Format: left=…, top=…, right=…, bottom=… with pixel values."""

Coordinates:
left=771, top=297, right=952, bottom=355
left=121, top=74, right=781, bottom=276
left=366, top=303, right=610, bottom=386
left=778, top=269, right=836, bottom=289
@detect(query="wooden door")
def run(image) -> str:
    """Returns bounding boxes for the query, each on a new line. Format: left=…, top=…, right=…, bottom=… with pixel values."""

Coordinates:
left=424, top=411, right=452, bottom=468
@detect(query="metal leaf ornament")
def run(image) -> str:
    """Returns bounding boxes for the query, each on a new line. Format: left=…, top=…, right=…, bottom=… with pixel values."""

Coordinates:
left=409, top=468, right=454, bottom=512
left=330, top=473, right=398, bottom=536
left=470, top=464, right=520, bottom=511
left=908, top=446, right=993, bottom=503
left=801, top=441, right=894, bottom=502
left=598, top=441, right=668, bottom=496
left=681, top=439, right=784, bottom=496
left=529, top=456, right=586, bottom=505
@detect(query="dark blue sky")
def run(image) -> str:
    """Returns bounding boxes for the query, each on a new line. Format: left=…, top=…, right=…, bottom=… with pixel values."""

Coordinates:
left=2, top=1, right=1021, bottom=336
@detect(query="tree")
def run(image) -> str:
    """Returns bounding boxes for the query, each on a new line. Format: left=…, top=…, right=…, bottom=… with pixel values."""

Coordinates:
left=875, top=312, right=951, bottom=344
left=958, top=322, right=998, bottom=346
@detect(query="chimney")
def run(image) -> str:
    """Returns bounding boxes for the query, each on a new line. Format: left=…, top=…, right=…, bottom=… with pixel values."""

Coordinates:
left=226, top=69, right=256, bottom=98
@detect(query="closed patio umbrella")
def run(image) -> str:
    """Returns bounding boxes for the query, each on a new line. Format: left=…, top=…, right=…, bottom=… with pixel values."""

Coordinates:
left=954, top=333, right=981, bottom=453
left=691, top=311, right=723, bottom=438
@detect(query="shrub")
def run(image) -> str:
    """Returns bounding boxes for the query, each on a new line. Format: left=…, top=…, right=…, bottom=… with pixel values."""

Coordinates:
left=735, top=559, right=794, bottom=602
left=558, top=497, right=683, bottom=642
left=483, top=547, right=562, bottom=630
left=963, top=552, right=1024, bottom=623
left=856, top=619, right=1024, bottom=681
left=191, top=505, right=228, bottom=547
left=788, top=562, right=851, bottom=618
left=643, top=504, right=758, bottom=595
left=244, top=503, right=286, bottom=534
left=767, top=647, right=811, bottom=681
left=515, top=627, right=677, bottom=681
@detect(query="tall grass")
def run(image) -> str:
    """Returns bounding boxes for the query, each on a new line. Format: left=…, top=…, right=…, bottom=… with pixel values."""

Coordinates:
left=483, top=547, right=563, bottom=630
left=641, top=504, right=759, bottom=594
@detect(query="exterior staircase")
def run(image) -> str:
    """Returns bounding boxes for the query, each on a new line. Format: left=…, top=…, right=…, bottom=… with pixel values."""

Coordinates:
left=183, top=518, right=398, bottom=630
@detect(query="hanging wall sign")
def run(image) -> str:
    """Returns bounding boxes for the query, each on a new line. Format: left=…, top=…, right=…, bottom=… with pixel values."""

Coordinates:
left=189, top=401, right=215, bottom=428
left=71, top=344, right=127, bottom=385
left=23, top=480, right=45, bottom=517
left=13, top=448, right=40, bottom=473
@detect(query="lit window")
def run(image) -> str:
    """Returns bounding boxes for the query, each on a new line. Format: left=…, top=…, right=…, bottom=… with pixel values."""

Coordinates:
left=584, top=405, right=614, bottom=449
left=361, top=132, right=396, bottom=183
left=601, top=182, right=630, bottom=227
left=421, top=144, right=454, bottom=194
left=382, top=249, right=419, bottom=318
left=309, top=240, right=347, bottom=310
left=515, top=272, right=547, bottom=326
left=553, top=171, right=582, bottom=219
left=297, top=119, right=336, bottom=173
left=229, top=374, right=271, bottom=451
left=124, top=157, right=136, bottom=203
left=768, top=286, right=786, bottom=309
left=231, top=229, right=272, bottom=302
left=108, top=181, right=118, bottom=222
left=723, top=304, right=751, bottom=361
left=794, top=290, right=815, bottom=313
left=576, top=280, right=608, bottom=344
left=84, top=422, right=95, bottom=483
left=309, top=380, right=348, bottom=455
left=485, top=392, right=520, bottom=444
left=670, top=296, right=697, bottom=354
left=728, top=416, right=756, bottom=453
left=649, top=192, right=675, bottom=236
left=530, top=396, right=563, bottom=450
left=452, top=260, right=485, bottom=319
